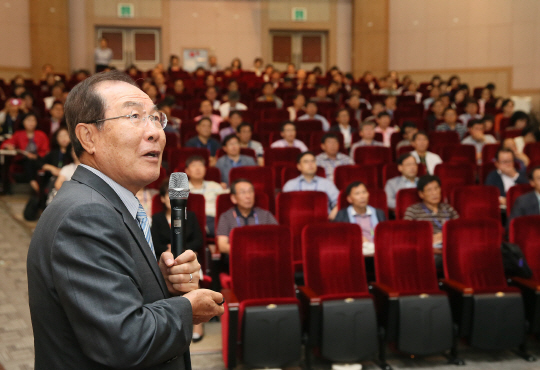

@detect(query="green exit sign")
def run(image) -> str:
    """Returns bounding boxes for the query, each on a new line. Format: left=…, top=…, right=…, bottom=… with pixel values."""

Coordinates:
left=118, top=3, right=134, bottom=18
left=292, top=7, right=307, bottom=22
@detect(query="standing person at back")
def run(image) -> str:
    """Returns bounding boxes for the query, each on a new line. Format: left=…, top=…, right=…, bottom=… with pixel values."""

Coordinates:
left=410, top=131, right=442, bottom=175
left=215, top=134, right=256, bottom=187
left=94, top=37, right=113, bottom=73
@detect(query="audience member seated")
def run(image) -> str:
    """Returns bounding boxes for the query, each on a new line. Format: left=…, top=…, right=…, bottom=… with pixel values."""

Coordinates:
left=404, top=175, right=459, bottom=267
left=270, top=121, right=309, bottom=152
left=458, top=98, right=482, bottom=126
left=494, top=99, right=514, bottom=133
left=461, top=119, right=497, bottom=163
left=21, top=92, right=42, bottom=119
left=410, top=131, right=442, bottom=175
left=46, top=101, right=65, bottom=136
left=349, top=121, right=384, bottom=157
left=513, top=126, right=540, bottom=155
left=315, top=133, right=354, bottom=182
left=39, top=127, right=71, bottom=193
left=185, top=117, right=221, bottom=165
left=436, top=107, right=467, bottom=140
left=384, top=95, right=397, bottom=119
left=218, top=91, right=247, bottom=119
left=54, top=148, right=80, bottom=191
left=185, top=155, right=228, bottom=236
left=283, top=151, right=339, bottom=219
left=311, top=84, right=332, bottom=102
left=194, top=99, right=223, bottom=134
left=385, top=153, right=419, bottom=209
left=216, top=178, right=277, bottom=258
left=422, top=85, right=441, bottom=110
left=346, top=93, right=371, bottom=122
left=219, top=111, right=244, bottom=140
left=485, top=148, right=528, bottom=207
left=396, top=121, right=418, bottom=151
left=506, top=110, right=529, bottom=132
left=297, top=101, right=330, bottom=131
left=150, top=178, right=205, bottom=343
left=287, top=93, right=306, bottom=121
left=1, top=113, right=50, bottom=192
left=330, top=109, right=357, bottom=150
left=256, top=82, right=283, bottom=108
left=334, top=181, right=386, bottom=255
left=216, top=134, right=256, bottom=187
left=43, top=83, right=66, bottom=110
left=158, top=98, right=181, bottom=134
left=502, top=138, right=529, bottom=170
left=374, top=111, right=398, bottom=147
left=236, top=122, right=264, bottom=165
left=509, top=166, right=540, bottom=222
left=0, top=98, right=25, bottom=136
left=425, top=98, right=445, bottom=131
left=363, top=101, right=385, bottom=123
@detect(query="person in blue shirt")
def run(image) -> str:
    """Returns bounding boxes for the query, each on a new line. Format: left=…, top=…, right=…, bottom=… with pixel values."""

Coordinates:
left=184, top=117, right=221, bottom=166
left=282, top=151, right=339, bottom=219
left=215, top=134, right=256, bottom=187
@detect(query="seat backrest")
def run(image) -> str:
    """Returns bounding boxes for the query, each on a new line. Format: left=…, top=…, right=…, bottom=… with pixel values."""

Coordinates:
left=229, top=166, right=275, bottom=212
left=374, top=220, right=440, bottom=293
left=428, top=131, right=460, bottom=154
left=337, top=188, right=388, bottom=218
left=451, top=185, right=500, bottom=221
left=276, top=191, right=329, bottom=265
left=295, top=119, right=323, bottom=133
left=302, top=223, right=369, bottom=296
left=215, top=148, right=257, bottom=161
left=509, top=215, right=540, bottom=280
left=441, top=144, right=476, bottom=164
left=264, top=147, right=302, bottom=167
left=334, top=164, right=379, bottom=190
left=151, top=193, right=163, bottom=216
left=187, top=193, right=206, bottom=242
left=230, top=225, right=295, bottom=301
left=481, top=143, right=500, bottom=165
left=524, top=142, right=540, bottom=163
left=215, top=193, right=270, bottom=234
left=443, top=219, right=505, bottom=290
left=507, top=184, right=534, bottom=217
left=168, top=147, right=210, bottom=173
left=395, top=188, right=422, bottom=220
left=434, top=163, right=476, bottom=201
left=353, top=146, right=392, bottom=166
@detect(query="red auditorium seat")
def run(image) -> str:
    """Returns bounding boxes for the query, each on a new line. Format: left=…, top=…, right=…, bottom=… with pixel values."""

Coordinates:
left=442, top=219, right=531, bottom=355
left=501, top=129, right=522, bottom=140
left=337, top=188, right=388, bottom=218
left=396, top=145, right=414, bottom=158
left=372, top=221, right=458, bottom=363
left=186, top=193, right=212, bottom=287
left=151, top=193, right=163, bottom=216
left=509, top=215, right=540, bottom=334
left=221, top=225, right=301, bottom=369
left=428, top=131, right=460, bottom=155
left=276, top=191, right=328, bottom=273
left=478, top=161, right=496, bottom=185
left=524, top=142, right=540, bottom=166
left=434, top=163, right=476, bottom=202
left=251, top=100, right=277, bottom=110
left=299, top=223, right=381, bottom=366
left=506, top=184, right=534, bottom=218
left=441, top=144, right=476, bottom=164
left=481, top=143, right=500, bottom=165
left=450, top=185, right=500, bottom=221
left=167, top=147, right=209, bottom=173
left=352, top=146, right=392, bottom=166
left=229, top=166, right=275, bottom=213
left=294, top=119, right=323, bottom=133
left=333, top=164, right=380, bottom=190
left=395, top=188, right=421, bottom=220
left=260, top=108, right=289, bottom=122
left=215, top=147, right=257, bottom=161
left=165, top=132, right=180, bottom=149
left=264, top=147, right=302, bottom=189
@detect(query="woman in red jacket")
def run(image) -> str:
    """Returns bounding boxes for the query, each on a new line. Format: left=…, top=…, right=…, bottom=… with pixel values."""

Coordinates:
left=1, top=112, right=49, bottom=191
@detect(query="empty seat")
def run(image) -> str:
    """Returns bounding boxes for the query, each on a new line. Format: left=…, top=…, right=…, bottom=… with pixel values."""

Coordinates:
left=333, top=164, right=380, bottom=190
left=395, top=188, right=422, bottom=220
left=434, top=163, right=476, bottom=202
left=428, top=131, right=460, bottom=155
left=167, top=147, right=210, bottom=173
left=353, top=146, right=392, bottom=166
left=450, top=185, right=500, bottom=221
left=440, top=144, right=476, bottom=164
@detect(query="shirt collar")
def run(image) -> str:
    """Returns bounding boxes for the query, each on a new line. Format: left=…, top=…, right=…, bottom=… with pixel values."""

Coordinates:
left=80, top=164, right=140, bottom=219
left=300, top=175, right=318, bottom=183
left=234, top=206, right=255, bottom=220
left=350, top=206, right=372, bottom=217
left=497, top=169, right=519, bottom=181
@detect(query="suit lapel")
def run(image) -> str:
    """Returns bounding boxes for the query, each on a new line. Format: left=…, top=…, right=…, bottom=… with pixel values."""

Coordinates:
left=71, top=166, right=169, bottom=297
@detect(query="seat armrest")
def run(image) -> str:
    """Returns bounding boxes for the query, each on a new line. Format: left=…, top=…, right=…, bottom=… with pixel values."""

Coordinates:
left=298, top=286, right=321, bottom=305
left=221, top=289, right=240, bottom=308
left=370, top=282, right=399, bottom=298
left=439, top=279, right=473, bottom=295
left=509, top=276, right=540, bottom=292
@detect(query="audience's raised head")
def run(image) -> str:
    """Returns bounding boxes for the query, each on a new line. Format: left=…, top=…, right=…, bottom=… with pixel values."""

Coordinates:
left=347, top=95, right=360, bottom=109
left=464, top=98, right=479, bottom=115
left=412, top=131, right=429, bottom=153
left=371, top=101, right=385, bottom=117
left=296, top=151, right=317, bottom=176
left=22, top=113, right=38, bottom=132
left=52, top=127, right=70, bottom=150
left=262, top=82, right=274, bottom=96
left=376, top=111, right=391, bottom=129
left=50, top=101, right=64, bottom=120
left=228, top=111, right=243, bottom=129
left=510, top=111, right=529, bottom=130
left=320, top=133, right=340, bottom=156
left=280, top=121, right=297, bottom=142
left=199, top=100, right=213, bottom=116
left=467, top=119, right=485, bottom=140
left=196, top=117, right=212, bottom=139
left=292, top=93, right=306, bottom=109
left=443, top=107, right=457, bottom=124
left=231, top=57, right=242, bottom=71
left=230, top=178, right=255, bottom=211
left=305, top=101, right=318, bottom=116
left=501, top=99, right=514, bottom=116
left=401, top=121, right=418, bottom=141
left=222, top=134, right=240, bottom=157
left=315, top=85, right=327, bottom=99
left=335, top=108, right=350, bottom=126
left=173, top=79, right=184, bottom=93
left=205, top=74, right=216, bottom=87
left=384, top=95, right=397, bottom=109
left=236, top=122, right=253, bottom=143
left=522, top=126, right=540, bottom=144
left=482, top=115, right=494, bottom=132
left=205, top=87, right=218, bottom=102
left=495, top=148, right=517, bottom=177
left=417, top=175, right=442, bottom=206
left=360, top=120, right=377, bottom=141
left=346, top=181, right=369, bottom=210
left=448, top=75, right=460, bottom=90
left=397, top=153, right=418, bottom=179
left=185, top=155, right=207, bottom=181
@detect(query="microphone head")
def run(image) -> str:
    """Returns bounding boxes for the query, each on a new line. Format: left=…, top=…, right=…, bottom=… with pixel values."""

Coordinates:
left=169, top=172, right=190, bottom=200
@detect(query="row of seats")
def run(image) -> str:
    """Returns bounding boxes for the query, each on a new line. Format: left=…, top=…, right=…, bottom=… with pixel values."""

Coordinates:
left=220, top=217, right=540, bottom=368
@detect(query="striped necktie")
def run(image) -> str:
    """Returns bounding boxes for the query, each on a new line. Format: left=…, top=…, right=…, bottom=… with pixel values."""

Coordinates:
left=136, top=203, right=156, bottom=259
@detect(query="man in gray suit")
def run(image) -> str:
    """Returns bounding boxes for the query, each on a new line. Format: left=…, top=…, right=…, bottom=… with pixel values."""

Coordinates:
left=509, top=165, right=540, bottom=223
left=27, top=71, right=224, bottom=369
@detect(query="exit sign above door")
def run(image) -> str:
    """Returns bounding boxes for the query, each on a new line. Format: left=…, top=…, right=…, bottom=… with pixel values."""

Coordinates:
left=118, top=3, right=134, bottom=18
left=292, top=7, right=307, bottom=22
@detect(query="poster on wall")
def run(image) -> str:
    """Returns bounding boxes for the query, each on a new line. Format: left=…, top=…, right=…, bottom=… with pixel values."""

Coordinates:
left=183, top=48, right=208, bottom=72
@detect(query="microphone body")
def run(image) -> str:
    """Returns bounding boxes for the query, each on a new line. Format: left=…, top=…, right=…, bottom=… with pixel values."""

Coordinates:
left=169, top=173, right=190, bottom=257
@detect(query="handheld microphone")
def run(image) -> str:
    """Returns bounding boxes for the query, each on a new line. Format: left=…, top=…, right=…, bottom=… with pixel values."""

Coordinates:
left=169, top=172, right=190, bottom=257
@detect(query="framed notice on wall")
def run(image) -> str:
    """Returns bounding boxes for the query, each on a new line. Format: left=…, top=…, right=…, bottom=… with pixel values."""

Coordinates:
left=182, top=48, right=209, bottom=72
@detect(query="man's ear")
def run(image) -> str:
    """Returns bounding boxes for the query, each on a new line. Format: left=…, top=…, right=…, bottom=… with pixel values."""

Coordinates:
left=75, top=123, right=97, bottom=155
left=230, top=194, right=238, bottom=205
left=418, top=190, right=425, bottom=200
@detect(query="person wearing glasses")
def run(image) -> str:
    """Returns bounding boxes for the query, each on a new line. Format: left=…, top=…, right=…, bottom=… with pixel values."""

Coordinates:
left=27, top=71, right=223, bottom=370
left=485, top=148, right=529, bottom=207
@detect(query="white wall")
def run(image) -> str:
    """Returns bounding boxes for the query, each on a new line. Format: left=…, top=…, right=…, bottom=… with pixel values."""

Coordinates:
left=388, top=0, right=540, bottom=90
left=336, top=0, right=352, bottom=72
left=69, top=0, right=87, bottom=72
left=0, top=0, right=31, bottom=68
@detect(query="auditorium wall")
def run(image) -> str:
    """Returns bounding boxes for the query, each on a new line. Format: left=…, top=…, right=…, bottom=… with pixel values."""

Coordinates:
left=0, top=0, right=31, bottom=79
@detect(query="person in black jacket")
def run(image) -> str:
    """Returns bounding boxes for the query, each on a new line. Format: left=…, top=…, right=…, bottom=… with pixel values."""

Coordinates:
left=151, top=178, right=203, bottom=260
left=509, top=166, right=540, bottom=223
left=485, top=148, right=529, bottom=207
left=151, top=178, right=206, bottom=343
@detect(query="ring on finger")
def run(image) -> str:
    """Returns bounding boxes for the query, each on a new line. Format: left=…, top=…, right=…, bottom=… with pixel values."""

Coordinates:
left=189, top=273, right=193, bottom=283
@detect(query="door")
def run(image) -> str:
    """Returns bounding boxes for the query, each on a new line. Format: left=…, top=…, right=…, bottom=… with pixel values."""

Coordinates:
left=271, top=31, right=327, bottom=72
left=96, top=28, right=161, bottom=71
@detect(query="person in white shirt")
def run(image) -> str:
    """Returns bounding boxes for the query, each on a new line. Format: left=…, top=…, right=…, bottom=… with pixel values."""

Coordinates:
left=297, top=101, right=330, bottom=131
left=218, top=91, right=247, bottom=119
left=185, top=155, right=228, bottom=236
left=94, top=37, right=113, bottom=73
left=287, top=93, right=306, bottom=121
left=270, top=121, right=308, bottom=152
left=410, top=131, right=442, bottom=175
left=461, top=119, right=497, bottom=164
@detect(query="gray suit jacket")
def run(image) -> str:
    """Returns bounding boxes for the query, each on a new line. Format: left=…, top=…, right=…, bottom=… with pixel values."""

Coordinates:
left=509, top=191, right=540, bottom=223
left=27, top=166, right=193, bottom=369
